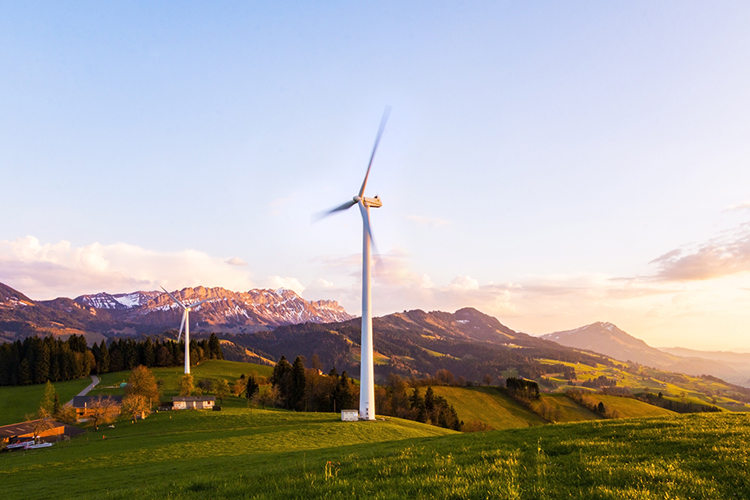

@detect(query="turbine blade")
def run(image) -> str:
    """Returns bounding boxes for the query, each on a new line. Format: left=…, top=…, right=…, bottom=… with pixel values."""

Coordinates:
left=359, top=202, right=379, bottom=256
left=359, top=106, right=391, bottom=197
left=313, top=199, right=357, bottom=221
left=161, top=286, right=186, bottom=308
left=178, top=311, right=186, bottom=343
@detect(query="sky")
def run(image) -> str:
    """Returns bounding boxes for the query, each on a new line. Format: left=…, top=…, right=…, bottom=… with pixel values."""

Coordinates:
left=2, top=2, right=750, bottom=350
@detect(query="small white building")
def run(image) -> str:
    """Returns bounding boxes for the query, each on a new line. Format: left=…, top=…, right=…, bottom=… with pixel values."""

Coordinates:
left=341, top=409, right=358, bottom=422
left=172, top=396, right=216, bottom=410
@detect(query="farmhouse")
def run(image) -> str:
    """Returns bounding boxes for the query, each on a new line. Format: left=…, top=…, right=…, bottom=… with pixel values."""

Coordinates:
left=0, top=419, right=66, bottom=446
left=72, top=395, right=123, bottom=421
left=172, top=396, right=216, bottom=410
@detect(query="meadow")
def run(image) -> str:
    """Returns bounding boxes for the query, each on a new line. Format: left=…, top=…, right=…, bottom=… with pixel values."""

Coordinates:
left=0, top=378, right=92, bottom=426
left=1, top=405, right=749, bottom=499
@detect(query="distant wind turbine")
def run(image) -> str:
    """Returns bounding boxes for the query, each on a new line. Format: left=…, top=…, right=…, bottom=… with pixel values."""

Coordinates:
left=160, top=287, right=213, bottom=375
left=318, top=107, right=391, bottom=421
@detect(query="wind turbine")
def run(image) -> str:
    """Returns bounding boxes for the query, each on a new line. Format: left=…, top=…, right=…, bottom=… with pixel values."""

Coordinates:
left=160, top=287, right=213, bottom=375
left=319, top=107, right=391, bottom=421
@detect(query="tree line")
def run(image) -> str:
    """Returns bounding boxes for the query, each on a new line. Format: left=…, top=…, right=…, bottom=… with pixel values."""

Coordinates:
left=240, top=355, right=462, bottom=431
left=0, top=334, right=224, bottom=386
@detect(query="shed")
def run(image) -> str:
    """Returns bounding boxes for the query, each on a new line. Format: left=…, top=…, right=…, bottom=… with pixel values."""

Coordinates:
left=341, top=409, right=359, bottom=422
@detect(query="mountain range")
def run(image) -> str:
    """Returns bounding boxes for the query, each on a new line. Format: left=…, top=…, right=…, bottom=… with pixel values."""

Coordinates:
left=2, top=281, right=749, bottom=387
left=0, top=282, right=352, bottom=343
left=542, top=322, right=750, bottom=387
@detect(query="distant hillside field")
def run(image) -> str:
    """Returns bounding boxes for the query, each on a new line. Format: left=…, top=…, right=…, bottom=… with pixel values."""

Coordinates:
left=88, top=360, right=274, bottom=401
left=431, top=385, right=546, bottom=429
left=0, top=378, right=92, bottom=426
left=1, top=408, right=749, bottom=499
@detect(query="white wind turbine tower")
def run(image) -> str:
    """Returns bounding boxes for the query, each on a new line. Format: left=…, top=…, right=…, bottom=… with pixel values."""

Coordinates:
left=319, top=107, right=391, bottom=421
left=160, top=287, right=213, bottom=375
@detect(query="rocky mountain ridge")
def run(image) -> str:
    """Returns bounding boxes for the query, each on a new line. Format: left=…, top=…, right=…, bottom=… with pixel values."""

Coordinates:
left=0, top=282, right=353, bottom=340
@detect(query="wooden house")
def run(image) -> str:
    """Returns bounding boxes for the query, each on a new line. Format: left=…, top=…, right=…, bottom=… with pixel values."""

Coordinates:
left=72, top=395, right=123, bottom=421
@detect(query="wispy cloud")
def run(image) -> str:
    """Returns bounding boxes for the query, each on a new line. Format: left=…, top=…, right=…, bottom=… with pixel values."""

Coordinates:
left=648, top=222, right=750, bottom=281
left=724, top=201, right=750, bottom=212
left=0, top=236, right=256, bottom=300
left=226, top=257, right=248, bottom=266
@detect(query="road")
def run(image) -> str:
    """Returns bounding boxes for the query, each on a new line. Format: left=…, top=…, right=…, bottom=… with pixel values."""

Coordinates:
left=66, top=374, right=100, bottom=405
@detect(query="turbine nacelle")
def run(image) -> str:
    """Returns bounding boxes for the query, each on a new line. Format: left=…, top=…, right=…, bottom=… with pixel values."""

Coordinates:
left=354, top=195, right=382, bottom=209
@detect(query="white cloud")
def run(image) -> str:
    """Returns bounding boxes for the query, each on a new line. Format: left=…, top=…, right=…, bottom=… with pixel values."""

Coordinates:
left=226, top=257, right=248, bottom=266
left=0, top=236, right=255, bottom=300
left=263, top=276, right=306, bottom=295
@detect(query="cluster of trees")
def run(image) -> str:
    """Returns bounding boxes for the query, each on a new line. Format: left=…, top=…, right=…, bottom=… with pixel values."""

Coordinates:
left=637, top=392, right=720, bottom=414
left=0, top=334, right=224, bottom=386
left=259, top=356, right=359, bottom=413
left=252, top=356, right=461, bottom=431
left=581, top=375, right=617, bottom=389
left=504, top=377, right=540, bottom=401
left=91, top=334, right=223, bottom=374
left=375, top=374, right=462, bottom=430
left=0, top=335, right=94, bottom=386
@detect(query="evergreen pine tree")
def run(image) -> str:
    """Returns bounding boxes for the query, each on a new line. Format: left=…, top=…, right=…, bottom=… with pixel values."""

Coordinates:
left=291, top=356, right=307, bottom=411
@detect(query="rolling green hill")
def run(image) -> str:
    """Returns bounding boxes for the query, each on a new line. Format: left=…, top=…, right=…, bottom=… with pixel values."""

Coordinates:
left=88, top=360, right=273, bottom=401
left=1, top=407, right=749, bottom=499
left=431, top=385, right=546, bottom=429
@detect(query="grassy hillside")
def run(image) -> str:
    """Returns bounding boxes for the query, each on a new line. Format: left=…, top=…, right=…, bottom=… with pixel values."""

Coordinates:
left=593, top=394, right=676, bottom=418
left=539, top=358, right=750, bottom=410
left=431, top=386, right=546, bottom=429
left=88, top=360, right=274, bottom=402
left=0, top=378, right=92, bottom=426
left=1, top=408, right=749, bottom=499
left=0, top=407, right=454, bottom=499
left=529, top=393, right=602, bottom=423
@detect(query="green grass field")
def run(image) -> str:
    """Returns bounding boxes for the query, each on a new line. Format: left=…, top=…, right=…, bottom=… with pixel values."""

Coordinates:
left=88, top=360, right=274, bottom=402
left=530, top=393, right=602, bottom=423
left=0, top=378, right=92, bottom=426
left=592, top=394, right=676, bottom=418
left=431, top=385, right=546, bottom=429
left=2, top=406, right=749, bottom=499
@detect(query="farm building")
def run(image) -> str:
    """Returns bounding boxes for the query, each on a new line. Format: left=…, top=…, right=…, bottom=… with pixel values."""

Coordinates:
left=72, top=395, right=123, bottom=421
left=0, top=419, right=66, bottom=446
left=172, top=396, right=216, bottom=410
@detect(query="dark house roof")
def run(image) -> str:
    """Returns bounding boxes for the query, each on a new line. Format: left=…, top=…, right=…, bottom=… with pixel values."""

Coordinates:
left=72, top=395, right=123, bottom=408
left=0, top=419, right=64, bottom=439
left=172, top=396, right=216, bottom=402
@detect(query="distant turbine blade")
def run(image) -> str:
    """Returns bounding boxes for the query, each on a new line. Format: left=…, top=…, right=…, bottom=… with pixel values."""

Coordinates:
left=161, top=286, right=186, bottom=308
left=188, top=298, right=212, bottom=309
left=314, top=199, right=357, bottom=221
left=177, top=311, right=186, bottom=342
left=359, top=106, right=391, bottom=197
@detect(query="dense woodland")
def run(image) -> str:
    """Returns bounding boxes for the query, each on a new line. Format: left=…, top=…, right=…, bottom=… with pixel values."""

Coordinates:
left=0, top=334, right=224, bottom=386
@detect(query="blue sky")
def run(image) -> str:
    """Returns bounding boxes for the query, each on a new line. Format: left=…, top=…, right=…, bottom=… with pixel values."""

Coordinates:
left=2, top=2, right=750, bottom=349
